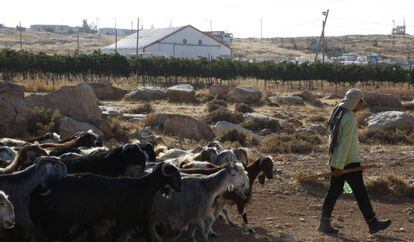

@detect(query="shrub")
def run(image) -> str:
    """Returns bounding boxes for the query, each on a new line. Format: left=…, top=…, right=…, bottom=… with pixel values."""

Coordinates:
left=241, top=118, right=281, bottom=132
left=143, top=113, right=157, bottom=127
left=128, top=103, right=153, bottom=114
left=27, top=107, right=62, bottom=136
left=359, top=129, right=414, bottom=145
left=204, top=108, right=243, bottom=124
left=308, top=115, right=327, bottom=123
left=366, top=175, right=414, bottom=199
left=206, top=99, right=228, bottom=112
left=220, top=130, right=259, bottom=147
left=260, top=133, right=323, bottom=154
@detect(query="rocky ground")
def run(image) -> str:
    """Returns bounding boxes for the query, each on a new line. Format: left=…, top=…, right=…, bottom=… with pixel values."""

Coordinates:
left=104, top=94, right=413, bottom=242
left=1, top=80, right=413, bottom=242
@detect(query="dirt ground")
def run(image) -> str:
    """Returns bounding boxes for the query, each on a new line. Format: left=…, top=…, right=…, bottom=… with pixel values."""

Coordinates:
left=107, top=94, right=413, bottom=242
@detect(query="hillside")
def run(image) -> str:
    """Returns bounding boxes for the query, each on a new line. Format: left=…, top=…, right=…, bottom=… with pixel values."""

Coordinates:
left=0, top=29, right=413, bottom=62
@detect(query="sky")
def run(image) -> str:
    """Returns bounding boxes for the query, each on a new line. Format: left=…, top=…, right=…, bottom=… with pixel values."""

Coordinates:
left=1, top=0, right=412, bottom=38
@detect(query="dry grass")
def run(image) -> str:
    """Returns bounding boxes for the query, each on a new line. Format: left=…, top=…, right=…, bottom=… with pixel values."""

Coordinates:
left=240, top=118, right=281, bottom=132
left=204, top=108, right=243, bottom=124
left=366, top=175, right=414, bottom=199
left=127, top=103, right=153, bottom=114
left=26, top=107, right=62, bottom=136
left=295, top=173, right=414, bottom=200
left=260, top=133, right=323, bottom=154
left=219, top=130, right=260, bottom=147
left=143, top=113, right=157, bottom=127
left=359, top=128, right=414, bottom=145
left=206, top=99, right=228, bottom=112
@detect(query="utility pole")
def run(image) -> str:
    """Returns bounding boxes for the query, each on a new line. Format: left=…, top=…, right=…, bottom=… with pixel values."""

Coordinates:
left=260, top=18, right=263, bottom=42
left=77, top=33, right=80, bottom=54
left=392, top=20, right=396, bottom=61
left=19, top=22, right=23, bottom=51
left=210, top=19, right=212, bottom=32
left=114, top=18, right=118, bottom=54
left=314, top=9, right=329, bottom=63
left=136, top=17, right=140, bottom=57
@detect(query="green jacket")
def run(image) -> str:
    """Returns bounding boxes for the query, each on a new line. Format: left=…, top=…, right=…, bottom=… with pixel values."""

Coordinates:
left=330, top=111, right=362, bottom=169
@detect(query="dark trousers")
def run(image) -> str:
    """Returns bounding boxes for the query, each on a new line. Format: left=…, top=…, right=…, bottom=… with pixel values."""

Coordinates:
left=321, top=163, right=376, bottom=222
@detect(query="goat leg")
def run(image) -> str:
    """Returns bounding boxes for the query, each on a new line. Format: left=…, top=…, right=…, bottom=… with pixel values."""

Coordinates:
left=239, top=207, right=255, bottom=234
left=222, top=205, right=238, bottom=227
left=205, top=214, right=219, bottom=238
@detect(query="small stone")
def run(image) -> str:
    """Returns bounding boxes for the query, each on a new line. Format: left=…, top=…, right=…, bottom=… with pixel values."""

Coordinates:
left=283, top=191, right=290, bottom=195
left=399, top=227, right=405, bottom=232
left=266, top=217, right=274, bottom=221
left=275, top=223, right=283, bottom=229
left=299, top=218, right=306, bottom=222
left=284, top=223, right=292, bottom=228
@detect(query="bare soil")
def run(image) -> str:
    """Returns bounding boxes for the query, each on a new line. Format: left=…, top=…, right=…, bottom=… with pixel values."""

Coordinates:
left=112, top=95, right=413, bottom=242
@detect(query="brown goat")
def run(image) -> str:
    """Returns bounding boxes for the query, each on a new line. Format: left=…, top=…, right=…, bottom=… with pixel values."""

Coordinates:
left=0, top=145, right=48, bottom=174
left=218, top=156, right=276, bottom=233
left=183, top=156, right=276, bottom=234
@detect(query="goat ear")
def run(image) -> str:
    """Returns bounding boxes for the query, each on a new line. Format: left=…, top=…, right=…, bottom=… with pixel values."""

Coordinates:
left=161, top=164, right=175, bottom=176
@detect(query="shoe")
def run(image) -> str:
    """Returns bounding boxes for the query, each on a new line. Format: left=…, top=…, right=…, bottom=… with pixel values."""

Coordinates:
left=317, top=218, right=339, bottom=235
left=368, top=218, right=392, bottom=234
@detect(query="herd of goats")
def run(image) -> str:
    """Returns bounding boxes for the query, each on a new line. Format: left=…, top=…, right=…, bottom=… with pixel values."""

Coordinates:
left=0, top=129, right=278, bottom=242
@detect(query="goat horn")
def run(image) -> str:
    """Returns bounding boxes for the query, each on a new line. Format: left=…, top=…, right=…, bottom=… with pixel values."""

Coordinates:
left=161, top=164, right=172, bottom=176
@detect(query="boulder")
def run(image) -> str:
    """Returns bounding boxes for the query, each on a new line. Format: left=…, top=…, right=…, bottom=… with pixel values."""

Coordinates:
left=365, top=111, right=414, bottom=130
left=88, top=83, right=128, bottom=100
left=323, top=93, right=338, bottom=99
left=227, top=86, right=262, bottom=104
left=271, top=95, right=304, bottom=105
left=0, top=81, right=30, bottom=137
left=297, top=125, right=328, bottom=136
left=166, top=84, right=196, bottom=103
left=212, top=121, right=260, bottom=140
left=27, top=83, right=102, bottom=124
left=364, top=91, right=403, bottom=112
left=273, top=111, right=290, bottom=120
left=99, top=105, right=122, bottom=117
left=153, top=113, right=214, bottom=141
left=123, top=113, right=147, bottom=121
left=209, top=85, right=233, bottom=99
left=403, top=100, right=414, bottom=111
left=235, top=102, right=254, bottom=113
left=124, top=87, right=167, bottom=101
left=242, top=112, right=276, bottom=122
left=296, top=90, right=317, bottom=103
left=59, top=117, right=104, bottom=140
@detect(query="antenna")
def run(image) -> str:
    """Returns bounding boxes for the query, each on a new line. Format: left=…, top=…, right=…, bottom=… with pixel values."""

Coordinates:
left=19, top=22, right=23, bottom=51
left=136, top=17, right=140, bottom=57
left=114, top=18, right=118, bottom=54
left=260, top=18, right=263, bottom=42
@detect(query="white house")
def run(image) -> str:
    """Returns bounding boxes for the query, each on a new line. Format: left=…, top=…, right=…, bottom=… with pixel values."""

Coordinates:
left=100, top=25, right=232, bottom=59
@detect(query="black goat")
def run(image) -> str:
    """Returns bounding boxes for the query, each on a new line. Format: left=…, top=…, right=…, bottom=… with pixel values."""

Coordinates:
left=0, top=156, right=67, bottom=241
left=30, top=162, right=182, bottom=242
left=62, top=144, right=149, bottom=177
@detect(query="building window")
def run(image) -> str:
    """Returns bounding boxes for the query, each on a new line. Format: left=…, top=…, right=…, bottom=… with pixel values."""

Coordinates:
left=182, top=39, right=187, bottom=44
left=198, top=40, right=203, bottom=45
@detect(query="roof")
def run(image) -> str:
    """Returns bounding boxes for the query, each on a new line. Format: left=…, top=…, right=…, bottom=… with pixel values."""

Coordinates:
left=102, top=25, right=231, bottom=50
left=102, top=26, right=186, bottom=50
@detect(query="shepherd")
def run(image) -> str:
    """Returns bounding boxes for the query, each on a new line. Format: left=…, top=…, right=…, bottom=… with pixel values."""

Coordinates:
left=318, top=88, right=391, bottom=234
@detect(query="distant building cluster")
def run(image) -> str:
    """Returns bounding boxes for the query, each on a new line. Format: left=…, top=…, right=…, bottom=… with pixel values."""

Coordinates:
left=203, top=31, right=233, bottom=44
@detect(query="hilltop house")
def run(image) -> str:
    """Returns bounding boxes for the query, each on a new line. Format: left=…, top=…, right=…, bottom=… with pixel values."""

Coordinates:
left=100, top=25, right=231, bottom=59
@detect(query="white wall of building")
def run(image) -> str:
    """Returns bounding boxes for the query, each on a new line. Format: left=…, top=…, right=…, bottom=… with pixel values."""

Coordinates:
left=144, top=26, right=231, bottom=59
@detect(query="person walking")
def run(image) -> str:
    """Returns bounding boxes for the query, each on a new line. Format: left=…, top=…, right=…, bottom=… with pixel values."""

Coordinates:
left=318, top=88, right=391, bottom=234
